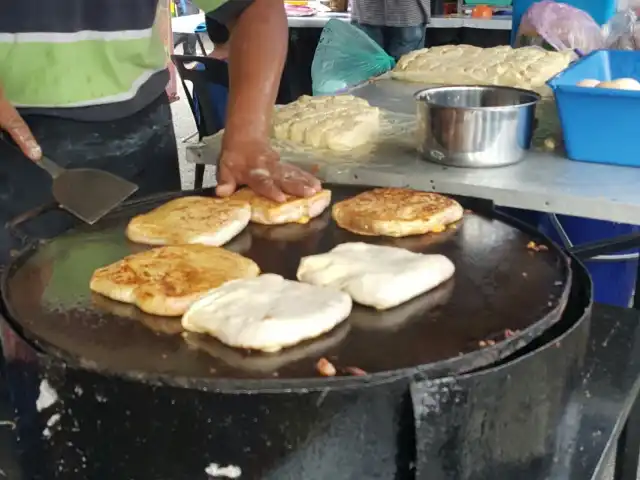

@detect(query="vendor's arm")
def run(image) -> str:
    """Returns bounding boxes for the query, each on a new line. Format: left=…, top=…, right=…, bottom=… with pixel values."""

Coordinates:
left=198, top=0, right=321, bottom=201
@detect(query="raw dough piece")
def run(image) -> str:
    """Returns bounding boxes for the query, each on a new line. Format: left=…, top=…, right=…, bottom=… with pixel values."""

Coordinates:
left=230, top=187, right=331, bottom=225
left=126, top=196, right=251, bottom=247
left=332, top=188, right=463, bottom=237
left=392, top=45, right=573, bottom=94
left=576, top=79, right=600, bottom=87
left=272, top=95, right=381, bottom=151
left=596, top=78, right=640, bottom=90
left=297, top=242, right=455, bottom=310
left=90, top=245, right=260, bottom=317
left=182, top=274, right=352, bottom=352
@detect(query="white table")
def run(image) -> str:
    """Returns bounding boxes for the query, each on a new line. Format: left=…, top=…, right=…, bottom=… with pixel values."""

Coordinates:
left=429, top=15, right=512, bottom=30
left=190, top=76, right=640, bottom=225
left=171, top=12, right=350, bottom=34
left=171, top=12, right=511, bottom=33
left=171, top=13, right=206, bottom=35
left=339, top=78, right=640, bottom=225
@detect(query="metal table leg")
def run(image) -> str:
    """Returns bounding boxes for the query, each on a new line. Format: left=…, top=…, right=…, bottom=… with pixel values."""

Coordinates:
left=564, top=230, right=640, bottom=478
left=615, top=394, right=640, bottom=480
left=633, top=255, right=640, bottom=310
left=615, top=255, right=640, bottom=479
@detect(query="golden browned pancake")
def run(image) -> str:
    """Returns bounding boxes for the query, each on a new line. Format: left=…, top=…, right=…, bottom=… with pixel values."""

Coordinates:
left=332, top=188, right=464, bottom=237
left=89, top=245, right=260, bottom=317
left=126, top=196, right=251, bottom=246
left=230, top=188, right=331, bottom=225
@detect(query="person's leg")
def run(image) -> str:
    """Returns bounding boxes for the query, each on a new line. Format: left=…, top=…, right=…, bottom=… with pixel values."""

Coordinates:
left=351, top=22, right=385, bottom=49
left=386, top=24, right=427, bottom=60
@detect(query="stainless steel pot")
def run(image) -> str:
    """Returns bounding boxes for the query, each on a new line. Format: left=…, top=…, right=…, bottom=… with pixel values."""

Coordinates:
left=415, top=86, right=541, bottom=168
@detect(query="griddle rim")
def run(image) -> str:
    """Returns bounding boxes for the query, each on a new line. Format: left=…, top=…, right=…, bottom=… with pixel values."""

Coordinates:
left=0, top=185, right=573, bottom=393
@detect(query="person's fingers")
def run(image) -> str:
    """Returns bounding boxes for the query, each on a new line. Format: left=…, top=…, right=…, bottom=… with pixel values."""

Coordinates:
left=278, top=175, right=317, bottom=198
left=276, top=165, right=322, bottom=197
left=307, top=173, right=322, bottom=191
left=215, top=162, right=237, bottom=197
left=247, top=170, right=287, bottom=203
left=298, top=168, right=322, bottom=192
left=0, top=99, right=41, bottom=161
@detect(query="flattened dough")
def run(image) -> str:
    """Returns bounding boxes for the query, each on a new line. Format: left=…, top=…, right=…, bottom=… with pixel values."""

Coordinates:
left=297, top=242, right=455, bottom=310
left=272, top=95, right=380, bottom=151
left=182, top=274, right=352, bottom=352
left=392, top=45, right=573, bottom=94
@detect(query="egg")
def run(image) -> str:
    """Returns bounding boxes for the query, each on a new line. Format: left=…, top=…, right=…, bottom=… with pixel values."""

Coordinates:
left=577, top=79, right=600, bottom=87
left=596, top=78, right=640, bottom=90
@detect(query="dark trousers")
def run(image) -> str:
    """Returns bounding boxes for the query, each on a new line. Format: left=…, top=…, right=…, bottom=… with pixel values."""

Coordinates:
left=352, top=23, right=427, bottom=60
left=0, top=93, right=181, bottom=267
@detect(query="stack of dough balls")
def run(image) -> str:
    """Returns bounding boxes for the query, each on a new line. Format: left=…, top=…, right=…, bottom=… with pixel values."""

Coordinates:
left=576, top=78, right=640, bottom=90
left=272, top=95, right=381, bottom=152
left=392, top=45, right=574, bottom=95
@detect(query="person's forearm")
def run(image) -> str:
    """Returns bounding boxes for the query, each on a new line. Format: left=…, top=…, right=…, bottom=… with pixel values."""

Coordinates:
left=224, top=0, right=287, bottom=144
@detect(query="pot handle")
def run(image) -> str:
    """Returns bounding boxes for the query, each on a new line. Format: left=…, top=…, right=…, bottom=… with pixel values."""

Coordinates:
left=6, top=202, right=60, bottom=244
left=410, top=376, right=466, bottom=480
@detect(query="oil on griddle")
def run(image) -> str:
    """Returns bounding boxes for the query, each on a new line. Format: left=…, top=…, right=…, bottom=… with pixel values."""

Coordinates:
left=3, top=186, right=569, bottom=380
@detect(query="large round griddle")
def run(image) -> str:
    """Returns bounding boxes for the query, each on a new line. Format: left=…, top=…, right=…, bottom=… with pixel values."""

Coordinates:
left=2, top=185, right=570, bottom=385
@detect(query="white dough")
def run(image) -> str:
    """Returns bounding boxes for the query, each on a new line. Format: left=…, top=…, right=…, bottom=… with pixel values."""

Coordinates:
left=576, top=79, right=600, bottom=87
left=596, top=78, right=640, bottom=90
left=297, top=242, right=455, bottom=310
left=181, top=274, right=352, bottom=352
left=392, top=45, right=573, bottom=94
left=272, top=95, right=380, bottom=151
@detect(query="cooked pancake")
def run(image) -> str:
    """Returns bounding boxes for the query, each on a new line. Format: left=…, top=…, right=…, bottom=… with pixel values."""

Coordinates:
left=230, top=188, right=331, bottom=225
left=332, top=188, right=463, bottom=237
left=182, top=274, right=352, bottom=352
left=90, top=245, right=260, bottom=317
left=126, top=196, right=251, bottom=246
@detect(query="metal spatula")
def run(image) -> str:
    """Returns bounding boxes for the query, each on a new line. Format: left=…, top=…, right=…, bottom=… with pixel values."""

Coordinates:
left=36, top=155, right=139, bottom=224
left=2, top=137, right=138, bottom=224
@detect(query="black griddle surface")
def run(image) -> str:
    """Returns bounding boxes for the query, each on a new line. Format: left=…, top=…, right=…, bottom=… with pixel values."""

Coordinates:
left=4, top=186, right=569, bottom=381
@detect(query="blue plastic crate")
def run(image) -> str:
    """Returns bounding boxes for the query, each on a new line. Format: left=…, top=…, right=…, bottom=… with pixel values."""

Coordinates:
left=547, top=50, right=640, bottom=167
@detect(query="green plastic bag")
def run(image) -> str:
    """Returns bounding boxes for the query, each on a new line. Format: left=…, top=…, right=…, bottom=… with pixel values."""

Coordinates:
left=312, top=20, right=395, bottom=96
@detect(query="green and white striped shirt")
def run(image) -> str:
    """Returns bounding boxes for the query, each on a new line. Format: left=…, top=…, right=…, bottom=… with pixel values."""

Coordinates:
left=0, top=0, right=249, bottom=121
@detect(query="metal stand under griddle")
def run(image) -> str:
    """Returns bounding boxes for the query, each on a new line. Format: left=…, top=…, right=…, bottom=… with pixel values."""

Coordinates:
left=0, top=186, right=590, bottom=479
left=3, top=304, right=639, bottom=480
left=561, top=231, right=640, bottom=480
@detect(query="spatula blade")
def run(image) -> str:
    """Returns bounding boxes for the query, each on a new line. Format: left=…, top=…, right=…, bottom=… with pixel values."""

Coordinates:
left=52, top=168, right=139, bottom=225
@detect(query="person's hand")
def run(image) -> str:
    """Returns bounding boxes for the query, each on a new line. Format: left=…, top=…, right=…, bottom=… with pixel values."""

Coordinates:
left=216, top=139, right=322, bottom=202
left=0, top=85, right=41, bottom=160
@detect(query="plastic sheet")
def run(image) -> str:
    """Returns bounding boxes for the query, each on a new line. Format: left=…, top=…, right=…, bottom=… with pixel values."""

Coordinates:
left=604, top=7, right=640, bottom=50
left=515, top=0, right=604, bottom=53
left=192, top=102, right=563, bottom=178
left=197, top=110, right=416, bottom=175
left=312, top=20, right=395, bottom=95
